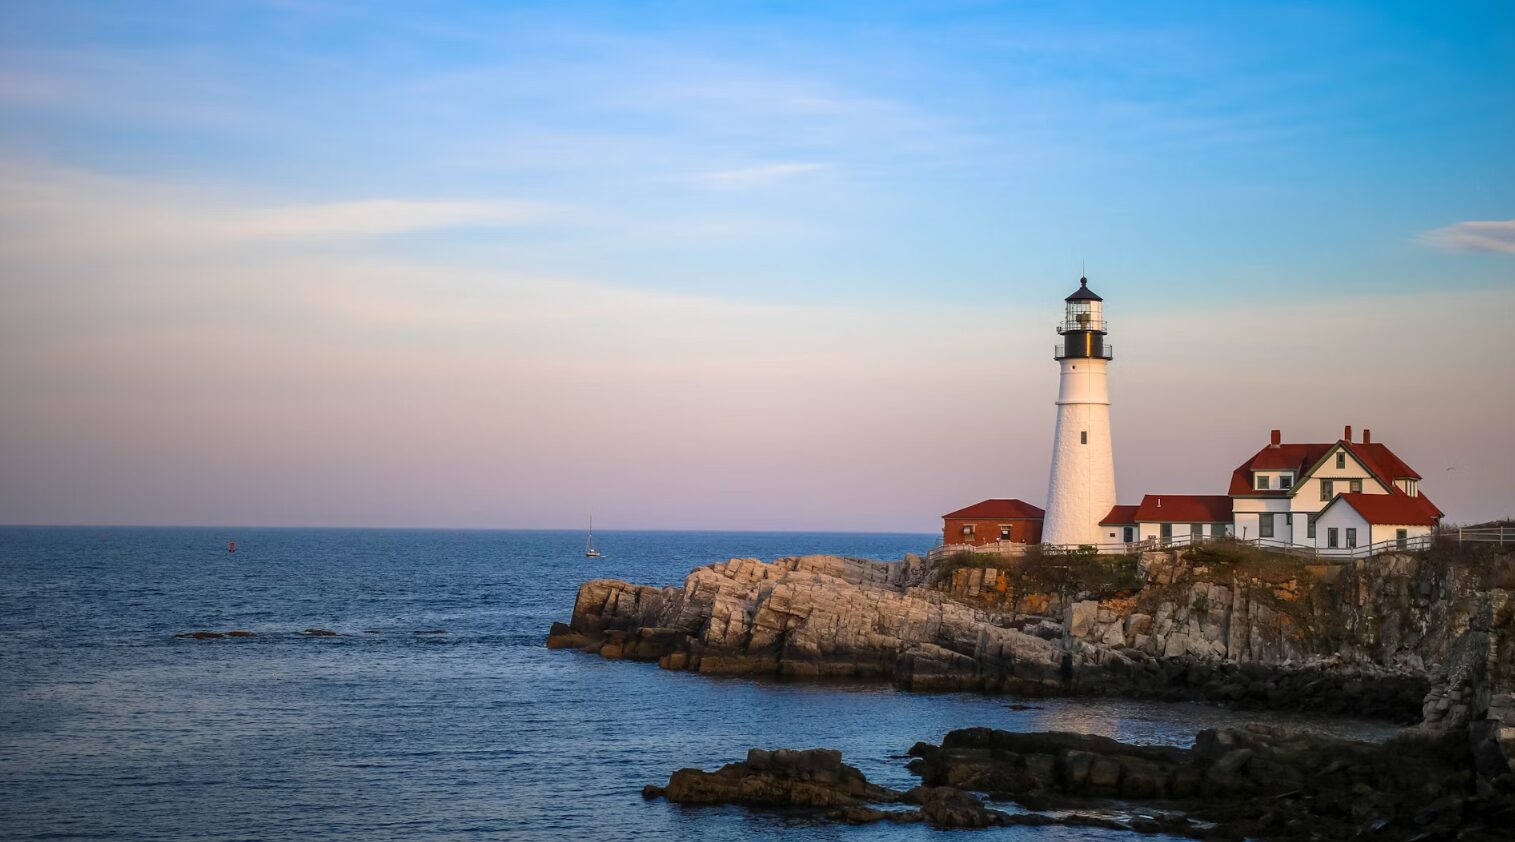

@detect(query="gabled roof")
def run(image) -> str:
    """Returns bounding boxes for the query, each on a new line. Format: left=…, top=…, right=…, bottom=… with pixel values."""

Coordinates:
left=1099, top=504, right=1141, bottom=525
left=1065, top=277, right=1103, bottom=302
left=1132, top=494, right=1233, bottom=523
left=943, top=499, right=1045, bottom=520
left=1345, top=441, right=1422, bottom=481
left=1228, top=443, right=1333, bottom=495
left=1228, top=437, right=1424, bottom=495
left=1326, top=493, right=1439, bottom=526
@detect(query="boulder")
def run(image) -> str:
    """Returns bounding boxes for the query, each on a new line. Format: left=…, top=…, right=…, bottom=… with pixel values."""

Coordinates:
left=645, top=747, right=900, bottom=809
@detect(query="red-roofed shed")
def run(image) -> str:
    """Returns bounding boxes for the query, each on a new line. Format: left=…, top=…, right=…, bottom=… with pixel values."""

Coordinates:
left=942, top=499, right=1044, bottom=547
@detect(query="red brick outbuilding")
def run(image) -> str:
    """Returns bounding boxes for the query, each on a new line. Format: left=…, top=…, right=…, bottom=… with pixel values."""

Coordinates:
left=942, top=499, right=1045, bottom=546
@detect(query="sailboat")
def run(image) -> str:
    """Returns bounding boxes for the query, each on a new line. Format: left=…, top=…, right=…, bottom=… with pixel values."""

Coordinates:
left=584, top=516, right=603, bottom=558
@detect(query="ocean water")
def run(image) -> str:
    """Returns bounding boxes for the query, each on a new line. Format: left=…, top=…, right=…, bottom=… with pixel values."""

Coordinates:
left=0, top=527, right=1399, bottom=841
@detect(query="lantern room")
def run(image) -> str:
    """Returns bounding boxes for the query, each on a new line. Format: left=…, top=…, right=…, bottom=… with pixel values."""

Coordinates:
left=1054, top=277, right=1112, bottom=360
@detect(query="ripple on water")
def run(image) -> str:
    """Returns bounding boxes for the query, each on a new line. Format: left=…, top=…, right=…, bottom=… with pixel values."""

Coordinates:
left=0, top=527, right=1397, bottom=841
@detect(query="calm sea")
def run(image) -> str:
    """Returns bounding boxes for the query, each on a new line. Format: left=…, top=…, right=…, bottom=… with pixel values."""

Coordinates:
left=0, top=527, right=1397, bottom=841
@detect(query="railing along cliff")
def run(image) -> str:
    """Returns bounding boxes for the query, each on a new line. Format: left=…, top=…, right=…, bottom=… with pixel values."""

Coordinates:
left=929, top=528, right=1515, bottom=564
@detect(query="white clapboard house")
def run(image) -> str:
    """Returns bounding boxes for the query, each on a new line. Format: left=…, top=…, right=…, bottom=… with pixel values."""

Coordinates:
left=1101, top=426, right=1442, bottom=554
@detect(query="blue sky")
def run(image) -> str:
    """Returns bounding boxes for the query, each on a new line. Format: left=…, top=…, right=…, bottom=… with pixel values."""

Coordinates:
left=1, top=1, right=1512, bottom=529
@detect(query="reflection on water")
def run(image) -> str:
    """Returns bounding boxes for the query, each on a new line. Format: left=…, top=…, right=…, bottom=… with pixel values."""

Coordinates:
left=0, top=527, right=1396, bottom=841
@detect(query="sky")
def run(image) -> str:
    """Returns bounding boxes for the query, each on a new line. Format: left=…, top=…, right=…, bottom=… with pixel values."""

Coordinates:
left=1, top=1, right=1512, bottom=531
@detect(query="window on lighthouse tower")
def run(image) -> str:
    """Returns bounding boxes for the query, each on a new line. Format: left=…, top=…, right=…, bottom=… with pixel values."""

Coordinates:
left=1080, top=431, right=1087, bottom=444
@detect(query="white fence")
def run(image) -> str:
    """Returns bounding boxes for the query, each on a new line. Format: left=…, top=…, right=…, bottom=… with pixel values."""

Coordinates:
left=928, top=528, right=1512, bottom=564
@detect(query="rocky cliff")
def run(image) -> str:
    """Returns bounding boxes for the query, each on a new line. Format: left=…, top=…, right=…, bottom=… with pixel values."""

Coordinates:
left=548, top=543, right=1515, bottom=798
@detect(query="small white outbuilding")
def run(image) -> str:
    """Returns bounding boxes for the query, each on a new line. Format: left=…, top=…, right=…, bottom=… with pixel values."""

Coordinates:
left=1312, top=492, right=1438, bottom=554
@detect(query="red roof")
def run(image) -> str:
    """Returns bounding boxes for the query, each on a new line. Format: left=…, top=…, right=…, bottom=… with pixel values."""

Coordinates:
left=1407, top=489, right=1443, bottom=520
left=942, top=499, right=1045, bottom=520
left=1330, top=493, right=1439, bottom=526
left=1132, top=494, right=1233, bottom=523
left=1345, top=441, right=1422, bottom=481
left=1099, top=504, right=1141, bottom=525
left=1228, top=437, right=1425, bottom=495
left=1228, top=443, right=1333, bottom=495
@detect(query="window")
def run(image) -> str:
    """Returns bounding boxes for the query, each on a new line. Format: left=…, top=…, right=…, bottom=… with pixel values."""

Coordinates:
left=1350, top=479, right=1362, bottom=494
left=1215, top=523, right=1230, bottom=537
left=1280, top=474, right=1294, bottom=489
left=1327, top=527, right=1339, bottom=549
left=1320, top=480, right=1334, bottom=502
left=1124, top=526, right=1135, bottom=543
left=1346, top=528, right=1357, bottom=549
left=1080, top=431, right=1087, bottom=445
left=1259, top=513, right=1274, bottom=538
left=1396, top=528, right=1408, bottom=549
left=1160, top=523, right=1172, bottom=540
left=1336, top=452, right=1346, bottom=469
left=999, top=525, right=1011, bottom=541
left=1307, top=516, right=1317, bottom=539
left=1285, top=513, right=1293, bottom=527
left=962, top=524, right=974, bottom=535
left=1191, top=523, right=1203, bottom=538
left=1256, top=475, right=1270, bottom=490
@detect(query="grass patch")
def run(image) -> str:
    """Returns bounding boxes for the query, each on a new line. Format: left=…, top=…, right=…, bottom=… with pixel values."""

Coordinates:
left=1183, top=540, right=1312, bottom=584
left=935, top=546, right=1143, bottom=600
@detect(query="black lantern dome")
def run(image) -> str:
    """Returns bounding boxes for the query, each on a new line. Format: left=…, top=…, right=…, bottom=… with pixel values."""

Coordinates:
left=1065, top=277, right=1103, bottom=302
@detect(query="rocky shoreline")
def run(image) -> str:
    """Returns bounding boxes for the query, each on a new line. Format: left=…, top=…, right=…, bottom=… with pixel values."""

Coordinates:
left=644, top=724, right=1511, bottom=839
left=549, top=543, right=1515, bottom=835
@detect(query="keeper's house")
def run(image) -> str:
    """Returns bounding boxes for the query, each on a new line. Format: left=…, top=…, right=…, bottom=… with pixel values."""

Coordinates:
left=941, top=499, right=1044, bottom=548
left=1101, top=426, right=1442, bottom=554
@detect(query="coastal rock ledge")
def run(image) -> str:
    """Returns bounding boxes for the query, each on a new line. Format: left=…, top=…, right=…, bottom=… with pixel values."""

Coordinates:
left=549, top=548, right=1515, bottom=786
left=642, top=727, right=1515, bottom=839
left=548, top=554, right=1073, bottom=693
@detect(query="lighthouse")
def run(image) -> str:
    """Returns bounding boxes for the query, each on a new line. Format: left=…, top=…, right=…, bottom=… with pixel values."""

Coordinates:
left=1042, top=277, right=1117, bottom=547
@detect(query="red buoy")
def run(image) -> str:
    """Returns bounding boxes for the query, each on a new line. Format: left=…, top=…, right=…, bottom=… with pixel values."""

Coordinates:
left=228, top=541, right=236, bottom=554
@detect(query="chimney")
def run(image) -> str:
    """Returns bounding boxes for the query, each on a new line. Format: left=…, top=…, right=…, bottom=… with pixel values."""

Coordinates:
left=1270, top=429, right=1281, bottom=448
left=1344, top=424, right=1352, bottom=442
left=1363, top=428, right=1372, bottom=444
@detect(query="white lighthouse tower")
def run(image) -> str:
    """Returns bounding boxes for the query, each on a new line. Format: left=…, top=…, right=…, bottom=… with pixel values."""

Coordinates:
left=1042, top=277, right=1117, bottom=547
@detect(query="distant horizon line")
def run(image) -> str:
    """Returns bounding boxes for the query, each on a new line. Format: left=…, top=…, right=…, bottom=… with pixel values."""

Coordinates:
left=0, top=522, right=940, bottom=536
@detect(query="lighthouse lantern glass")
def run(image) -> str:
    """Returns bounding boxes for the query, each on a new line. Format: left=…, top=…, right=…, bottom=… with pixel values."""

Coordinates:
left=1065, top=299, right=1102, bottom=327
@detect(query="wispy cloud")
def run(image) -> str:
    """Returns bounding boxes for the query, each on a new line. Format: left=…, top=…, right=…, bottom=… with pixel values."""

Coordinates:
left=686, top=162, right=829, bottom=188
left=0, top=162, right=551, bottom=257
left=1418, top=219, right=1515, bottom=254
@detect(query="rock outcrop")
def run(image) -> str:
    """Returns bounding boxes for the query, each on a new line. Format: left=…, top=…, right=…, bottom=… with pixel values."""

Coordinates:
left=174, top=630, right=256, bottom=639
left=642, top=726, right=1512, bottom=838
left=550, top=545, right=1515, bottom=793
left=642, top=748, right=900, bottom=810
left=642, top=746, right=1202, bottom=833
left=909, top=724, right=1513, bottom=840
left=549, top=554, right=1069, bottom=695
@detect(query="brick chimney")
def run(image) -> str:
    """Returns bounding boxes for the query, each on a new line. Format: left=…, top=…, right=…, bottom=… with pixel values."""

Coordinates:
left=1270, top=429, right=1281, bottom=448
left=1363, top=428, right=1372, bottom=444
left=1344, top=424, right=1352, bottom=442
